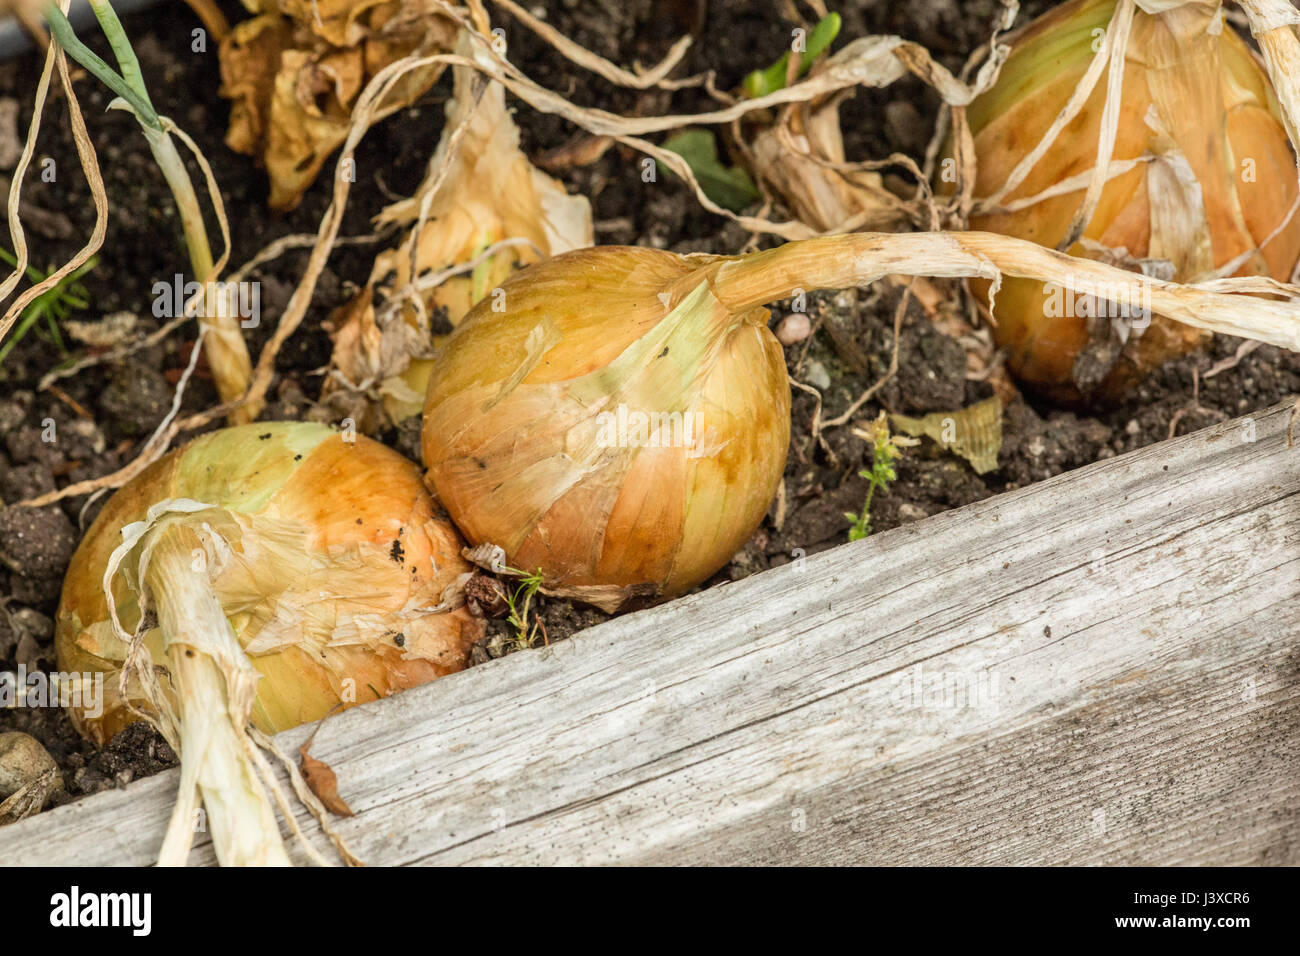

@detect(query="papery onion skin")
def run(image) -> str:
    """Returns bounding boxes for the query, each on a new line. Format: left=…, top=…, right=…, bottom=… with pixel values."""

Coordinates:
left=967, top=0, right=1300, bottom=401
left=421, top=246, right=791, bottom=607
left=56, top=422, right=482, bottom=746
left=324, top=34, right=593, bottom=428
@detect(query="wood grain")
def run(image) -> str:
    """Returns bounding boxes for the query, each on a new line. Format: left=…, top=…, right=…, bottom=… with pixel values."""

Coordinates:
left=3, top=402, right=1297, bottom=865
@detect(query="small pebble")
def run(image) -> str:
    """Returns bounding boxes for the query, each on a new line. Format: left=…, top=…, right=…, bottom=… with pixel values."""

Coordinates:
left=803, top=359, right=832, bottom=392
left=10, top=607, right=53, bottom=645
left=776, top=313, right=812, bottom=346
left=0, top=731, right=60, bottom=800
left=897, top=503, right=929, bottom=523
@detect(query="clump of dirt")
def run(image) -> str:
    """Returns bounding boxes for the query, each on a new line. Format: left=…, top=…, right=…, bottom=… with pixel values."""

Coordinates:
left=1, top=702, right=176, bottom=807
left=471, top=599, right=613, bottom=665
left=2, top=0, right=1297, bottom=812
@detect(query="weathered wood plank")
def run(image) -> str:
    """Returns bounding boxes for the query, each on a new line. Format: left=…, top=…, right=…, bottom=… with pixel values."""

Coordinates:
left=2, top=402, right=1297, bottom=865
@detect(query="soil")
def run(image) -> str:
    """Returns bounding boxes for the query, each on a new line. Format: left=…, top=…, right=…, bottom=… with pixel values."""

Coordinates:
left=2, top=0, right=1298, bottom=811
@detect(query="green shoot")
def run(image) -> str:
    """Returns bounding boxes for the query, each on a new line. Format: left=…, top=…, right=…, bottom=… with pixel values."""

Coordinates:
left=0, top=247, right=97, bottom=367
left=85, top=0, right=155, bottom=111
left=45, top=1, right=213, bottom=280
left=844, top=412, right=913, bottom=542
left=501, top=566, right=545, bottom=649
left=42, top=3, right=159, bottom=130
left=41, top=1, right=251, bottom=407
left=742, top=12, right=841, bottom=99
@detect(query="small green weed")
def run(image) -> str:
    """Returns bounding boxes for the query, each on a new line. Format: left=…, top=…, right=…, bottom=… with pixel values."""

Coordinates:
left=844, top=412, right=916, bottom=541
left=502, top=566, right=545, bottom=649
left=0, top=248, right=98, bottom=367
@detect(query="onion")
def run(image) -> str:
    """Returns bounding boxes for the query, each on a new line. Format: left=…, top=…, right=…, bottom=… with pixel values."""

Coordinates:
left=421, top=246, right=792, bottom=611
left=422, top=220, right=1300, bottom=608
left=966, top=0, right=1300, bottom=400
left=56, top=422, right=481, bottom=864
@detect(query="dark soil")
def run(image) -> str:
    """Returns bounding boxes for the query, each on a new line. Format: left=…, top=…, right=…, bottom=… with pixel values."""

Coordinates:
left=2, top=0, right=1297, bottom=810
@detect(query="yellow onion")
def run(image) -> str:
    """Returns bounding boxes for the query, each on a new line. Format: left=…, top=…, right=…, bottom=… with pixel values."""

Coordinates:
left=56, top=422, right=480, bottom=864
left=966, top=0, right=1300, bottom=400
left=421, top=246, right=791, bottom=611
left=421, top=225, right=1300, bottom=608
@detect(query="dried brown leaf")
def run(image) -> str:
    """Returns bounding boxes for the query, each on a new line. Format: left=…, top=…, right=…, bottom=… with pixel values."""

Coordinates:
left=219, top=2, right=457, bottom=210
left=891, top=397, right=1004, bottom=475
left=299, top=735, right=354, bottom=818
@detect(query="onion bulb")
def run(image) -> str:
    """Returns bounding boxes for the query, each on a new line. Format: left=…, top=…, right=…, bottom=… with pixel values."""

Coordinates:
left=56, top=422, right=481, bottom=865
left=966, top=0, right=1300, bottom=400
left=421, top=223, right=1300, bottom=609
left=421, top=246, right=791, bottom=611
